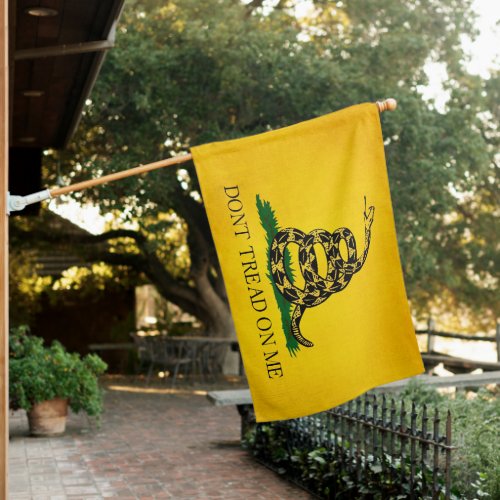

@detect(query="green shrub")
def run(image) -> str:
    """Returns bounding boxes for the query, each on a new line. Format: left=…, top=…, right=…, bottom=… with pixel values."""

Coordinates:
left=401, top=382, right=499, bottom=499
left=9, top=326, right=108, bottom=418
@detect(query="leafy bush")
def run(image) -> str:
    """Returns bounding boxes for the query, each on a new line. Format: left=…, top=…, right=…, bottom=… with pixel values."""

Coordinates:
left=9, top=326, right=107, bottom=417
left=401, top=381, right=499, bottom=499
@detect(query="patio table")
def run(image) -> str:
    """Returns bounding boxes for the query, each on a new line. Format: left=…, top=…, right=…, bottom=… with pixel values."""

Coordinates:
left=165, top=336, right=241, bottom=378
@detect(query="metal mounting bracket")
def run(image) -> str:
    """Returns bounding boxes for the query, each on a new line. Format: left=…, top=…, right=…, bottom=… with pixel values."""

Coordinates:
left=7, top=189, right=52, bottom=215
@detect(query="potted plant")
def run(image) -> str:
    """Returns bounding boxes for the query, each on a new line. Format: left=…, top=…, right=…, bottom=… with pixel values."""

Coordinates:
left=9, top=326, right=107, bottom=436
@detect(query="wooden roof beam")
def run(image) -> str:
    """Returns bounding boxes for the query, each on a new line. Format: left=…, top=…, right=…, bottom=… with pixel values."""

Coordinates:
left=14, top=39, right=115, bottom=60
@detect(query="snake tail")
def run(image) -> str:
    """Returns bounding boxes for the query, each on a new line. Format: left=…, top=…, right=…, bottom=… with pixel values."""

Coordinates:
left=291, top=304, right=314, bottom=347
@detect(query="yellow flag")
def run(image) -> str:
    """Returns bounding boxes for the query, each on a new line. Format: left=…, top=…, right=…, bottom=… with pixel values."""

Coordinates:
left=191, top=103, right=424, bottom=422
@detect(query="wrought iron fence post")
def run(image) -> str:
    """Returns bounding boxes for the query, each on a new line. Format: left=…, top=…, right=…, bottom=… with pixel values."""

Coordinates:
left=409, top=401, right=417, bottom=499
left=389, top=398, right=397, bottom=484
left=421, top=404, right=429, bottom=497
left=237, top=403, right=256, bottom=442
left=432, top=408, right=441, bottom=499
left=380, top=395, right=387, bottom=476
left=348, top=400, right=355, bottom=472
left=400, top=401, right=407, bottom=491
left=445, top=410, right=452, bottom=500
left=355, top=398, right=362, bottom=479
left=372, top=395, right=379, bottom=472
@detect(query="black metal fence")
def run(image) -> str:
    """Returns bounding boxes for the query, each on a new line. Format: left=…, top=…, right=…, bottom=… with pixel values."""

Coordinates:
left=245, top=393, right=453, bottom=499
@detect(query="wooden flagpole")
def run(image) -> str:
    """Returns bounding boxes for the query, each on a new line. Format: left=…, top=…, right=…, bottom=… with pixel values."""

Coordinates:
left=51, top=154, right=193, bottom=197
left=49, top=99, right=397, bottom=199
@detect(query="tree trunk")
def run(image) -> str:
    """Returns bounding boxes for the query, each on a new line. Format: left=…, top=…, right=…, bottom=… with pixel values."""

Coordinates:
left=193, top=273, right=239, bottom=375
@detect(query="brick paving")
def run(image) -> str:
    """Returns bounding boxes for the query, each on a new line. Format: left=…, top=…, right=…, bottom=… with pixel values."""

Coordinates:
left=9, top=377, right=312, bottom=499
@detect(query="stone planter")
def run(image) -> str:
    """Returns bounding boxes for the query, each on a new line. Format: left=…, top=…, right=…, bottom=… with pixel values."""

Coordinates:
left=27, top=398, right=68, bottom=436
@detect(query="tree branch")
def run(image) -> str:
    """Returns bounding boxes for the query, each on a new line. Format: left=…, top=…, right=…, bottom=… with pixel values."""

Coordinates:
left=89, top=251, right=147, bottom=269
left=91, top=249, right=211, bottom=322
left=91, top=229, right=147, bottom=245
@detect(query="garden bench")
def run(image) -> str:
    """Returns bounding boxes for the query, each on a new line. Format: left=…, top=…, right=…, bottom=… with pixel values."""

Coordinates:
left=207, top=389, right=254, bottom=438
left=207, top=388, right=252, bottom=407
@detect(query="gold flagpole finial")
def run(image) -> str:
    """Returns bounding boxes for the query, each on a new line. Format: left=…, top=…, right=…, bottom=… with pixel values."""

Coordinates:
left=376, top=98, right=397, bottom=113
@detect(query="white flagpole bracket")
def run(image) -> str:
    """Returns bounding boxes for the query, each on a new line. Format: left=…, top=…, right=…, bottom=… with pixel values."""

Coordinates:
left=7, top=189, right=52, bottom=215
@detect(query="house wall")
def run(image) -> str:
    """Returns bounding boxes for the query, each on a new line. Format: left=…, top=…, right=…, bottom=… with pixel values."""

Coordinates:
left=30, top=287, right=135, bottom=373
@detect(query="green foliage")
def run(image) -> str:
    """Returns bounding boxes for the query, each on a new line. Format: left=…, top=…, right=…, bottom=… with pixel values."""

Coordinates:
left=443, top=391, right=500, bottom=499
left=400, top=378, right=446, bottom=406
left=9, top=326, right=108, bottom=417
left=400, top=382, right=500, bottom=498
left=45, top=0, right=498, bottom=328
left=256, top=194, right=299, bottom=356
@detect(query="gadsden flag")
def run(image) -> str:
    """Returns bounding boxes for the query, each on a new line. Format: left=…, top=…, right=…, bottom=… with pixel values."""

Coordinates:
left=191, top=103, right=424, bottom=422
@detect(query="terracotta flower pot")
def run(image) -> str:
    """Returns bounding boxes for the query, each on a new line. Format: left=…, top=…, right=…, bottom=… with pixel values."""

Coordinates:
left=27, top=397, right=69, bottom=436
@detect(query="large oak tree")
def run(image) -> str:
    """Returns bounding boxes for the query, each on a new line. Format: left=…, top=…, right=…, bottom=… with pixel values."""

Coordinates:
left=36, top=0, right=497, bottom=333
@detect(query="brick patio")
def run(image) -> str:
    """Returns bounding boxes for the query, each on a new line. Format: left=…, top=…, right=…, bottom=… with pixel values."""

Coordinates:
left=8, top=377, right=311, bottom=499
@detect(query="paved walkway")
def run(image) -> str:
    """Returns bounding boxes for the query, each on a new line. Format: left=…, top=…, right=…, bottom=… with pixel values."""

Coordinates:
left=9, top=378, right=311, bottom=499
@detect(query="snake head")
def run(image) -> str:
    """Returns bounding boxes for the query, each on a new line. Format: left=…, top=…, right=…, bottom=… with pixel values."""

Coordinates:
left=364, top=196, right=375, bottom=229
